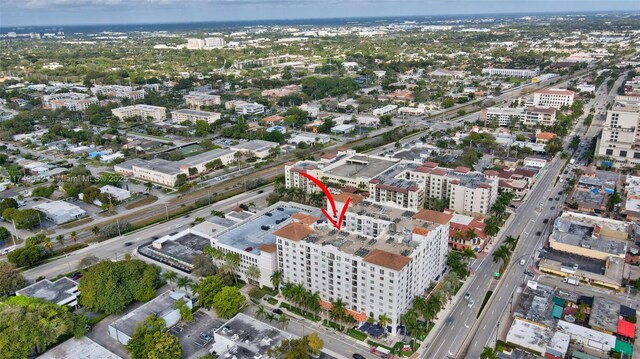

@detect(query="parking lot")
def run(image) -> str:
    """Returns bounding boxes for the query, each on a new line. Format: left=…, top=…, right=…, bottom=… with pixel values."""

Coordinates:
left=169, top=309, right=227, bottom=358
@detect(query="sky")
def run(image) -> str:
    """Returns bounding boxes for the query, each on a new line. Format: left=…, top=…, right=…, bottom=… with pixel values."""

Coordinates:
left=0, top=0, right=638, bottom=27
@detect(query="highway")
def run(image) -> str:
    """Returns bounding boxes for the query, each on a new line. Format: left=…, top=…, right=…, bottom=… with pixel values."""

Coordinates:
left=21, top=185, right=272, bottom=281
left=461, top=72, right=628, bottom=358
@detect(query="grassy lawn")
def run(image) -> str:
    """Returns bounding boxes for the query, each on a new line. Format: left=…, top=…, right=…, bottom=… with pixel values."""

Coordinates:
left=124, top=195, right=158, bottom=210
left=477, top=290, right=493, bottom=319
left=347, top=328, right=367, bottom=341
left=59, top=217, right=94, bottom=229
left=267, top=297, right=278, bottom=305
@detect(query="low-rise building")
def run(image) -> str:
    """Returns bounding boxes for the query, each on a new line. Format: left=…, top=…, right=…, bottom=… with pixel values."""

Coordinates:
left=100, top=185, right=132, bottom=202
left=506, top=318, right=569, bottom=359
left=533, top=89, right=575, bottom=108
left=373, top=105, right=398, bottom=116
left=112, top=104, right=166, bottom=121
left=184, top=93, right=221, bottom=109
left=33, top=200, right=87, bottom=224
left=16, top=277, right=79, bottom=307
left=108, top=291, right=192, bottom=345
left=210, top=313, right=292, bottom=358
left=230, top=140, right=279, bottom=159
left=131, top=158, right=182, bottom=187
left=171, top=109, right=221, bottom=124
left=482, top=68, right=540, bottom=77
left=43, top=92, right=99, bottom=111
left=235, top=102, right=266, bottom=115
left=91, top=85, right=145, bottom=100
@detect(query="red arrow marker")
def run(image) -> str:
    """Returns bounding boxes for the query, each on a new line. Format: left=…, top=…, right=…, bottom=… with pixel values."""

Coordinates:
left=300, top=172, right=350, bottom=230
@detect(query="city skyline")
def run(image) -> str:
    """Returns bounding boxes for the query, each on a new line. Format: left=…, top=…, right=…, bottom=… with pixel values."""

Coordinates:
left=1, top=0, right=638, bottom=27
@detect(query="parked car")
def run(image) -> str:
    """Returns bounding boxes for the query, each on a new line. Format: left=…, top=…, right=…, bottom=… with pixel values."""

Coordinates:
left=200, top=332, right=212, bottom=342
left=272, top=308, right=283, bottom=315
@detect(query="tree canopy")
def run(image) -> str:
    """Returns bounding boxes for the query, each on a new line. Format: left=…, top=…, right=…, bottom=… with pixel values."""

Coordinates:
left=212, top=286, right=246, bottom=318
left=78, top=259, right=161, bottom=314
left=126, top=315, right=183, bottom=359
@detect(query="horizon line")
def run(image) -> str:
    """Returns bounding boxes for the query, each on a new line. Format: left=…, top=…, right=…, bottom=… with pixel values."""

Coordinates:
left=2, top=9, right=639, bottom=30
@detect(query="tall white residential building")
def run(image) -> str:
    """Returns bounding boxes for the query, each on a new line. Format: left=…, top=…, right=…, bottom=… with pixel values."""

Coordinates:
left=185, top=93, right=221, bottom=109
left=111, top=104, right=166, bottom=121
left=274, top=195, right=451, bottom=334
left=595, top=96, right=640, bottom=168
left=481, top=106, right=557, bottom=127
left=481, top=68, right=540, bottom=77
left=171, top=109, right=221, bottom=124
left=204, top=37, right=225, bottom=48
left=285, top=150, right=498, bottom=215
left=533, top=89, right=575, bottom=108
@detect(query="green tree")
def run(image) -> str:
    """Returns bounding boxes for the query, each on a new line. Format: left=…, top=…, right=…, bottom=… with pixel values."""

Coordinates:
left=7, top=245, right=45, bottom=267
left=176, top=300, right=193, bottom=322
left=212, top=286, right=246, bottom=318
left=270, top=270, right=283, bottom=294
left=195, top=276, right=225, bottom=309
left=0, top=296, right=87, bottom=357
left=78, top=260, right=161, bottom=314
left=126, top=315, right=183, bottom=359
left=246, top=265, right=261, bottom=286
left=0, top=261, right=25, bottom=295
left=162, top=271, right=177, bottom=291
left=544, top=136, right=564, bottom=157
left=481, top=346, right=499, bottom=359
left=191, top=254, right=217, bottom=277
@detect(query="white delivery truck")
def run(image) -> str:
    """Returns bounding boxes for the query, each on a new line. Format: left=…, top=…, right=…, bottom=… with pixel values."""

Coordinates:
left=563, top=277, right=579, bottom=286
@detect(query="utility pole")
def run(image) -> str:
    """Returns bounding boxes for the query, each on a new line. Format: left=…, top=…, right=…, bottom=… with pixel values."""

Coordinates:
left=164, top=203, right=169, bottom=220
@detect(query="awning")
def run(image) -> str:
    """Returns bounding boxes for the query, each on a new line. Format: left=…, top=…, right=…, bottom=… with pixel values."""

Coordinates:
left=614, top=339, right=633, bottom=356
left=617, top=319, right=635, bottom=338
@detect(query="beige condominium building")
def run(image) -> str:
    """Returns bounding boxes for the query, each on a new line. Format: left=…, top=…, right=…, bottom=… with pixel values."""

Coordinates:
left=111, top=104, right=166, bottom=121
left=533, top=89, right=575, bottom=108
left=171, top=109, right=221, bottom=124
left=184, top=93, right=221, bottom=109
left=595, top=96, right=640, bottom=168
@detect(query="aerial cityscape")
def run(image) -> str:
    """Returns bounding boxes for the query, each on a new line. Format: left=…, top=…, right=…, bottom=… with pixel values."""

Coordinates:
left=1, top=2, right=640, bottom=359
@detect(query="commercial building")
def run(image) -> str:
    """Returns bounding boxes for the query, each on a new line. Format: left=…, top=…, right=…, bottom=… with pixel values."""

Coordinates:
left=482, top=68, right=540, bottom=77
left=261, top=85, right=301, bottom=98
left=481, top=106, right=557, bottom=127
left=397, top=107, right=425, bottom=116
left=171, top=109, right=221, bottom=124
left=595, top=97, right=640, bottom=168
left=373, top=105, right=398, bottom=116
left=274, top=195, right=450, bottom=334
left=184, top=93, right=221, bottom=109
left=414, top=209, right=488, bottom=252
left=129, top=158, right=182, bottom=187
left=108, top=291, right=192, bottom=345
left=235, top=102, right=266, bottom=115
left=287, top=132, right=331, bottom=145
left=111, top=104, right=166, bottom=121
left=210, top=313, right=291, bottom=358
left=533, top=89, right=575, bottom=108
left=16, top=277, right=79, bottom=307
left=178, top=148, right=236, bottom=174
left=34, top=200, right=87, bottom=224
left=99, top=185, right=132, bottom=202
left=506, top=318, right=569, bottom=358
left=548, top=212, right=628, bottom=261
left=230, top=140, right=279, bottom=159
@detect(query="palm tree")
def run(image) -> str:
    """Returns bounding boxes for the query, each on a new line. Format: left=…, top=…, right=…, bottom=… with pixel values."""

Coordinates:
left=265, top=313, right=276, bottom=323
left=466, top=228, right=477, bottom=243
left=222, top=253, right=240, bottom=284
left=204, top=245, right=225, bottom=261
left=492, top=245, right=511, bottom=271
left=484, top=217, right=500, bottom=238
left=305, top=291, right=322, bottom=319
left=246, top=265, right=261, bottom=287
left=163, top=271, right=177, bottom=291
left=70, top=231, right=78, bottom=244
left=145, top=181, right=153, bottom=193
left=461, top=247, right=476, bottom=264
left=176, top=276, right=193, bottom=294
left=442, top=273, right=460, bottom=300
left=401, top=309, right=419, bottom=350
left=292, top=283, right=306, bottom=309
left=42, top=237, right=54, bottom=251
left=281, top=282, right=295, bottom=302
left=481, top=346, right=499, bottom=359
left=378, top=314, right=391, bottom=331
left=270, top=271, right=283, bottom=294
left=309, top=191, right=325, bottom=207
left=91, top=226, right=100, bottom=236
left=277, top=314, right=290, bottom=330
left=55, top=235, right=65, bottom=247
left=256, top=304, right=267, bottom=320
left=330, top=298, right=347, bottom=329
left=504, top=235, right=518, bottom=251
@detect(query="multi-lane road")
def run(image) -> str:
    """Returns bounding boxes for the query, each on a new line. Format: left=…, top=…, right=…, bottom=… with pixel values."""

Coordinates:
left=21, top=185, right=273, bottom=281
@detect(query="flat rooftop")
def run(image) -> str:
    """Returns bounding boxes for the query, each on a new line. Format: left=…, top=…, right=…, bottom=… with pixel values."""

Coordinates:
left=571, top=189, right=607, bottom=208
left=371, top=161, right=423, bottom=191
left=144, top=232, right=210, bottom=265
left=589, top=297, right=620, bottom=333
left=302, top=201, right=442, bottom=258
left=134, top=158, right=181, bottom=175
left=215, top=202, right=323, bottom=255
left=110, top=291, right=184, bottom=338
left=211, top=313, right=290, bottom=358
left=179, top=148, right=235, bottom=167
left=323, top=155, right=398, bottom=179
left=171, top=109, right=218, bottom=116
left=232, top=140, right=278, bottom=152
left=550, top=215, right=627, bottom=256
left=39, top=336, right=121, bottom=359
left=16, top=277, right=77, bottom=304
left=514, top=282, right=556, bottom=326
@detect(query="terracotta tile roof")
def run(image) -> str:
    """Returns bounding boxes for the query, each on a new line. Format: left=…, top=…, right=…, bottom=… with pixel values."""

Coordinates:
left=484, top=170, right=500, bottom=176
left=334, top=192, right=365, bottom=205
left=454, top=166, right=471, bottom=173
left=319, top=300, right=367, bottom=322
left=262, top=115, right=285, bottom=123
left=423, top=161, right=439, bottom=168
left=272, top=222, right=314, bottom=241
left=536, top=131, right=556, bottom=140
left=431, top=168, right=448, bottom=176
left=363, top=249, right=411, bottom=271
left=290, top=212, right=320, bottom=225
left=413, top=209, right=454, bottom=225
left=320, top=153, right=337, bottom=159
left=258, top=243, right=277, bottom=253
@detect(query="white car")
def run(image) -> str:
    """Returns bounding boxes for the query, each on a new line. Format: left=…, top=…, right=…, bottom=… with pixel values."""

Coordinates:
left=467, top=298, right=475, bottom=308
